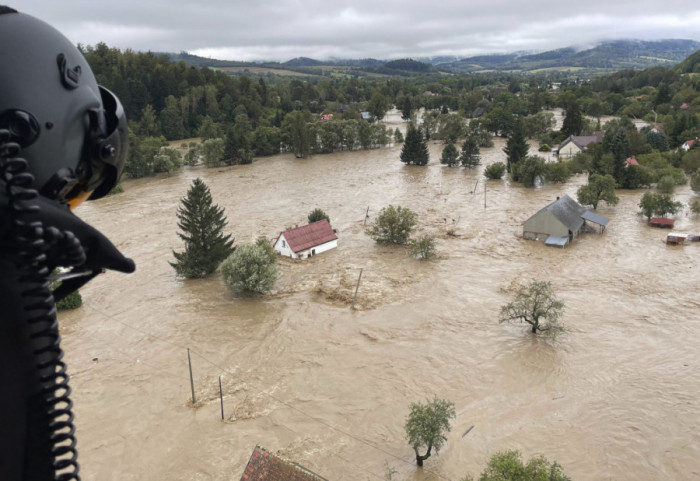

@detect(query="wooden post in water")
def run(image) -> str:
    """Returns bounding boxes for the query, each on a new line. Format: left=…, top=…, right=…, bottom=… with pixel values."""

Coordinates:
left=352, top=268, right=364, bottom=308
left=187, top=348, right=196, bottom=405
left=219, top=375, right=224, bottom=421
left=473, top=178, right=479, bottom=194
left=484, top=182, right=486, bottom=209
left=363, top=206, right=370, bottom=225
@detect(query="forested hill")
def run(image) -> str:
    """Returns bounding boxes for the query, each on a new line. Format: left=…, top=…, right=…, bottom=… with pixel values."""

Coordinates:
left=435, top=39, right=700, bottom=73
left=164, top=39, right=699, bottom=77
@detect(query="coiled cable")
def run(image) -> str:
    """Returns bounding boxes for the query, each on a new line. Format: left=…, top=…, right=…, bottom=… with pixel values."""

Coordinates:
left=1, top=129, right=82, bottom=481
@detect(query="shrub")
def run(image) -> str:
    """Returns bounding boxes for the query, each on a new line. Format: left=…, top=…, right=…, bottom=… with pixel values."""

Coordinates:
left=106, top=183, right=124, bottom=196
left=152, top=145, right=182, bottom=174
left=691, top=199, right=700, bottom=215
left=484, top=162, right=506, bottom=180
left=371, top=205, right=417, bottom=245
left=221, top=238, right=278, bottom=294
left=409, top=236, right=437, bottom=260
left=544, top=160, right=572, bottom=183
left=538, top=143, right=551, bottom=152
left=308, top=208, right=331, bottom=225
left=460, top=450, right=570, bottom=481
left=56, top=290, right=82, bottom=310
left=657, top=175, right=676, bottom=194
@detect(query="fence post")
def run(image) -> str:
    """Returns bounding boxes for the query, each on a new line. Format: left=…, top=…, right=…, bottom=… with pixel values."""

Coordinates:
left=219, top=375, right=224, bottom=421
left=352, top=268, right=364, bottom=308
left=187, top=348, right=196, bottom=405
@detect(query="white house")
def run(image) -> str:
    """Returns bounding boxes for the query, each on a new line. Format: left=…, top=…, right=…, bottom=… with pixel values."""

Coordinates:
left=274, top=220, right=338, bottom=259
left=555, top=132, right=604, bottom=158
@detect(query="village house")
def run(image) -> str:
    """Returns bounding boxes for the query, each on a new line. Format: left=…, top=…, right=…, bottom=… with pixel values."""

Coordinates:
left=554, top=132, right=604, bottom=158
left=274, top=220, right=338, bottom=259
left=239, top=446, right=328, bottom=481
left=680, top=139, right=696, bottom=151
left=626, top=156, right=639, bottom=166
left=523, top=194, right=610, bottom=247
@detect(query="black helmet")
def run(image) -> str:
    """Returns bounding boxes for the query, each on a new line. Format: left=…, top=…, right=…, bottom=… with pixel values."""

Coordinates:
left=0, top=6, right=127, bottom=204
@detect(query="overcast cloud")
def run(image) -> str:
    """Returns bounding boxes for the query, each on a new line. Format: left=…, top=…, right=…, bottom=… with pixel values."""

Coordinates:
left=15, top=1, right=700, bottom=61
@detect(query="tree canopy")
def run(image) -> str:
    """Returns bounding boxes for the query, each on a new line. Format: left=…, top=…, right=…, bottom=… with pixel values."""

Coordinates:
left=220, top=238, right=278, bottom=294
left=405, top=397, right=456, bottom=467
left=499, top=280, right=565, bottom=336
left=371, top=205, right=417, bottom=245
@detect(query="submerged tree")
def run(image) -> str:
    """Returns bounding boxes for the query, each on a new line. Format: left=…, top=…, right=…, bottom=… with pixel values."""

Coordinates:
left=221, top=238, right=277, bottom=294
left=460, top=450, right=571, bottom=481
left=561, top=99, right=583, bottom=137
left=371, top=205, right=417, bottom=245
left=503, top=120, right=528, bottom=173
left=459, top=136, right=481, bottom=168
left=576, top=173, right=619, bottom=210
left=440, top=143, right=459, bottom=167
left=401, top=124, right=430, bottom=166
left=405, top=397, right=456, bottom=467
left=308, top=208, right=331, bottom=225
left=499, top=280, right=565, bottom=336
left=170, top=178, right=235, bottom=278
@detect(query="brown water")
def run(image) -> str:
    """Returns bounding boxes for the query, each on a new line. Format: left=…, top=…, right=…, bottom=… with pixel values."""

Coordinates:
left=60, top=112, right=700, bottom=481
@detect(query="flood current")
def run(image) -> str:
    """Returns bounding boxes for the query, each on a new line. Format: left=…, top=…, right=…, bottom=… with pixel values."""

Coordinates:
left=60, top=111, right=700, bottom=481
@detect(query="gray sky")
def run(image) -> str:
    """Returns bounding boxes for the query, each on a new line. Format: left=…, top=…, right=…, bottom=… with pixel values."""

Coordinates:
left=15, top=1, right=700, bottom=61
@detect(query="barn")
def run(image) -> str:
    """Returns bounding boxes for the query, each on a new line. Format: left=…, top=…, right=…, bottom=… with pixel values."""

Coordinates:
left=274, top=220, right=338, bottom=259
left=523, top=194, right=609, bottom=246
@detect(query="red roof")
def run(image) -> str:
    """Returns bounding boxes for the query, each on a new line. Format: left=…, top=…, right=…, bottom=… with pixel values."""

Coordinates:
left=625, top=157, right=639, bottom=166
left=239, top=446, right=327, bottom=481
left=650, top=217, right=675, bottom=226
left=279, top=220, right=337, bottom=253
left=685, top=140, right=695, bottom=147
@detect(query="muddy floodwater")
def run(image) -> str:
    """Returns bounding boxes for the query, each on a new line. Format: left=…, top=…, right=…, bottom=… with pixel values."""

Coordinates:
left=60, top=112, right=700, bottom=481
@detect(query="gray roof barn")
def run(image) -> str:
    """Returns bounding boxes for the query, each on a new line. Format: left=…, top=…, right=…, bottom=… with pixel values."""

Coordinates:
left=523, top=194, right=609, bottom=246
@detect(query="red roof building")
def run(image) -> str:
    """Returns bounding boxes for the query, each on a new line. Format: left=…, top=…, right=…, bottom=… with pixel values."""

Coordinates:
left=649, top=217, right=675, bottom=228
left=625, top=157, right=639, bottom=166
left=240, top=446, right=328, bottom=481
left=681, top=139, right=696, bottom=151
left=274, top=220, right=338, bottom=259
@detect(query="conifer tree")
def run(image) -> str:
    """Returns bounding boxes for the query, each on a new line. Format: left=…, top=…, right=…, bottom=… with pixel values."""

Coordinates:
left=503, top=120, right=529, bottom=174
left=440, top=143, right=459, bottom=167
left=561, top=100, right=583, bottom=137
left=171, top=178, right=235, bottom=278
left=400, top=124, right=429, bottom=166
left=459, top=136, right=481, bottom=168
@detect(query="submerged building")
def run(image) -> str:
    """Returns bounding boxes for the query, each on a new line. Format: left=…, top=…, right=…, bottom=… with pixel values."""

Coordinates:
left=523, top=194, right=610, bottom=247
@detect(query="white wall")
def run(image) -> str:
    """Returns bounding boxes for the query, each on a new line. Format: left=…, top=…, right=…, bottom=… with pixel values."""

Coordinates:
left=273, top=234, right=297, bottom=258
left=273, top=236, right=338, bottom=259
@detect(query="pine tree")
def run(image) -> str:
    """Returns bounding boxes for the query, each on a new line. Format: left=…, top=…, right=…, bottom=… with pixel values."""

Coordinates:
left=170, top=178, right=235, bottom=278
left=400, top=124, right=429, bottom=166
left=561, top=100, right=583, bottom=137
left=440, top=143, right=459, bottom=167
left=459, top=136, right=481, bottom=168
left=503, top=120, right=528, bottom=174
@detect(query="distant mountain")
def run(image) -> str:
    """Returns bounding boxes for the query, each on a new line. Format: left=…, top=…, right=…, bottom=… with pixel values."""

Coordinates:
left=284, top=57, right=324, bottom=67
left=163, top=39, right=700, bottom=77
left=440, top=39, right=700, bottom=73
left=433, top=53, right=520, bottom=72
